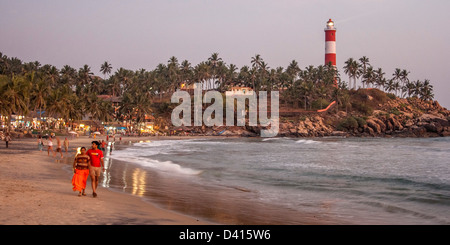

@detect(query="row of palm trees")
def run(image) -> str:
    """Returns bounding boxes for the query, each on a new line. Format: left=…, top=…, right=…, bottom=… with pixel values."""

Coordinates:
left=100, top=53, right=340, bottom=110
left=0, top=51, right=435, bottom=132
left=343, top=56, right=434, bottom=100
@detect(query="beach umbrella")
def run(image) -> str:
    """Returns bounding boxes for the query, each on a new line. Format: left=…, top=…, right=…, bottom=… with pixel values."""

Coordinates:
left=93, top=131, right=101, bottom=135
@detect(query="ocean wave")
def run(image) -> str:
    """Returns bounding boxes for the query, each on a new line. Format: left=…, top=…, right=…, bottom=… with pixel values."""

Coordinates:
left=111, top=151, right=201, bottom=176
left=295, top=139, right=321, bottom=144
left=262, top=137, right=283, bottom=142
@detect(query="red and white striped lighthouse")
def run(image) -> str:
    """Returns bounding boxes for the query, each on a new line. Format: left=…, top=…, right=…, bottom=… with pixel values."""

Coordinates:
left=324, top=19, right=336, bottom=67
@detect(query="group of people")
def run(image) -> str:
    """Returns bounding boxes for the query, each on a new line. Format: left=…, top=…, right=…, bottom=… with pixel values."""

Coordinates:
left=36, top=134, right=110, bottom=197
left=71, top=141, right=105, bottom=197
left=38, top=136, right=70, bottom=159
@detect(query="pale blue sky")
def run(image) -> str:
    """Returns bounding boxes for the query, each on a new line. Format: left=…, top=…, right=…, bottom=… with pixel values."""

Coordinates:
left=1, top=0, right=449, bottom=107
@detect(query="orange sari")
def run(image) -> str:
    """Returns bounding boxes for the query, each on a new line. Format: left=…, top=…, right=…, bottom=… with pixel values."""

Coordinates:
left=72, top=154, right=90, bottom=192
left=72, top=169, right=90, bottom=192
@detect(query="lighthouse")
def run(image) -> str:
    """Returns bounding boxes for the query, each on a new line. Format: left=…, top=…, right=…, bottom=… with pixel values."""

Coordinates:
left=324, top=19, right=336, bottom=67
left=325, top=19, right=337, bottom=86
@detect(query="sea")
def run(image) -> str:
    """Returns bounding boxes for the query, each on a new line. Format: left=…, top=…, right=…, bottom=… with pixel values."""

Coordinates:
left=99, top=136, right=450, bottom=225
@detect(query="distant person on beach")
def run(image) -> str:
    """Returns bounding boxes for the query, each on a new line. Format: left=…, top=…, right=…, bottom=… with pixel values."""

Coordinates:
left=37, top=136, right=44, bottom=151
left=47, top=137, right=54, bottom=156
left=4, top=133, right=11, bottom=148
left=63, top=137, right=69, bottom=153
left=55, top=137, right=63, bottom=159
left=101, top=140, right=106, bottom=151
left=72, top=147, right=91, bottom=196
left=87, top=141, right=104, bottom=198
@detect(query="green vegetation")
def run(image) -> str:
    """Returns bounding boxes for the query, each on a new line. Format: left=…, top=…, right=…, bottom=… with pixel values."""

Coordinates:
left=337, top=116, right=366, bottom=131
left=343, top=57, right=434, bottom=101
left=0, top=51, right=436, bottom=133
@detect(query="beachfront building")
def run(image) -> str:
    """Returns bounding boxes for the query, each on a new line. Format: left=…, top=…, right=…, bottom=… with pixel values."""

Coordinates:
left=228, top=86, right=254, bottom=95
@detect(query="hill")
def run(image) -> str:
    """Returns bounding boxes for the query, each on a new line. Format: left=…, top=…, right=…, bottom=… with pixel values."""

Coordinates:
left=166, top=88, right=450, bottom=138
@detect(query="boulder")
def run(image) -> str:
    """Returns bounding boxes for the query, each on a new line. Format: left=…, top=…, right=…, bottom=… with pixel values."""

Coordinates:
left=423, top=123, right=443, bottom=133
left=388, top=117, right=403, bottom=131
left=366, top=119, right=381, bottom=133
left=410, top=126, right=427, bottom=137
left=364, top=125, right=375, bottom=136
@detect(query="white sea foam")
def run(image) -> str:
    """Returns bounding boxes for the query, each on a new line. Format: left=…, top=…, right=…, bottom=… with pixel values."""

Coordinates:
left=295, top=139, right=321, bottom=144
left=262, top=138, right=282, bottom=141
left=111, top=143, right=201, bottom=175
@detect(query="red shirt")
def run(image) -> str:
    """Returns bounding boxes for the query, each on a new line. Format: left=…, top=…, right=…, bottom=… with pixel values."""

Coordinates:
left=87, top=149, right=104, bottom=167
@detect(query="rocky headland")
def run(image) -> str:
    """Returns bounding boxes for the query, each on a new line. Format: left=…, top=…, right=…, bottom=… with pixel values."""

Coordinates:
left=171, top=89, right=450, bottom=138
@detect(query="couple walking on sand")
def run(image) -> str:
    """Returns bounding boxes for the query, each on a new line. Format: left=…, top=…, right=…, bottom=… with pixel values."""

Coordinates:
left=71, top=141, right=105, bottom=197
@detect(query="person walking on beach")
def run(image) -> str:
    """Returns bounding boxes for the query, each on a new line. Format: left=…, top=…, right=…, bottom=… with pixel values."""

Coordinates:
left=37, top=136, right=44, bottom=151
left=63, top=137, right=69, bottom=153
left=55, top=137, right=63, bottom=159
left=72, top=147, right=91, bottom=196
left=101, top=140, right=106, bottom=152
left=47, top=137, right=54, bottom=156
left=4, top=133, right=11, bottom=148
left=87, top=141, right=104, bottom=198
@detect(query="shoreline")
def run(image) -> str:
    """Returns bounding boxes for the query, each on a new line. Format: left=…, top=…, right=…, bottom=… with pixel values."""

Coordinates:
left=99, top=136, right=343, bottom=225
left=2, top=135, right=448, bottom=225
left=0, top=136, right=213, bottom=225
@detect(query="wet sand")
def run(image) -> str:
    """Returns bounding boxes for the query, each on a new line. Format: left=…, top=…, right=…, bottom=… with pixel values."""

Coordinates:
left=0, top=135, right=212, bottom=225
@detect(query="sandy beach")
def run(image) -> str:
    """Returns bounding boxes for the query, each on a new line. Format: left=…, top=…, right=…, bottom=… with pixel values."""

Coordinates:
left=0, top=135, right=213, bottom=225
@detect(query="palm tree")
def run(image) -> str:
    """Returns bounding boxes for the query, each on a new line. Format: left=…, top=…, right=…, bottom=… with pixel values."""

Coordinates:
left=343, top=58, right=359, bottom=89
left=361, top=66, right=375, bottom=88
left=44, top=65, right=60, bottom=87
left=116, top=67, right=133, bottom=95
left=420, top=79, right=434, bottom=101
left=83, top=93, right=113, bottom=123
left=374, top=68, right=386, bottom=90
left=208, top=53, right=222, bottom=90
left=358, top=56, right=370, bottom=88
left=60, top=65, right=77, bottom=88
left=221, top=63, right=238, bottom=91
left=100, top=61, right=112, bottom=79
left=286, top=60, right=300, bottom=87
left=251, top=54, right=263, bottom=70
left=300, top=80, right=314, bottom=110
left=77, top=64, right=93, bottom=95
left=167, top=56, right=180, bottom=92
left=194, top=62, right=211, bottom=90
left=0, top=75, right=31, bottom=132
left=400, top=69, right=410, bottom=97
left=386, top=79, right=396, bottom=96
left=392, top=68, right=402, bottom=87
left=180, top=60, right=193, bottom=87
left=29, top=72, right=50, bottom=129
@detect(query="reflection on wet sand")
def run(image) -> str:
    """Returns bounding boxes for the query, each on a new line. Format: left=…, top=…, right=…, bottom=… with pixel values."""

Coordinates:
left=131, top=168, right=146, bottom=196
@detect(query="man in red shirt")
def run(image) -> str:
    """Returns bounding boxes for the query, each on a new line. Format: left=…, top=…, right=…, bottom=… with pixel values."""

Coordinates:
left=87, top=141, right=104, bottom=197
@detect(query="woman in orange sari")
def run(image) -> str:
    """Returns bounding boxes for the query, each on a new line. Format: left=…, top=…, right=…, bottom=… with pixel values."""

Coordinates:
left=72, top=147, right=91, bottom=196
